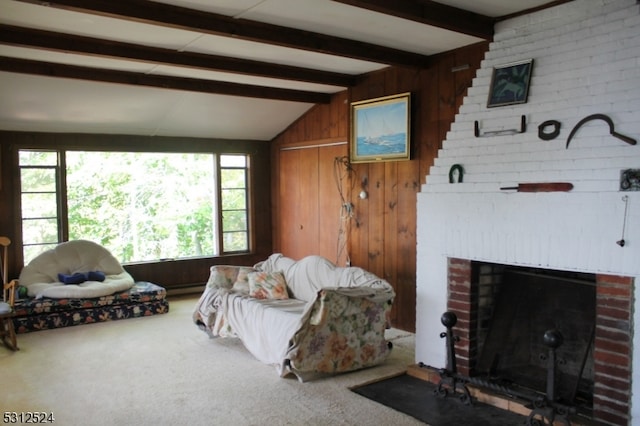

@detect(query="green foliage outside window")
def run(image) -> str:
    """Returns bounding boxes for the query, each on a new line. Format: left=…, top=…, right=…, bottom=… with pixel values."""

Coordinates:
left=65, top=152, right=216, bottom=262
left=20, top=150, right=249, bottom=264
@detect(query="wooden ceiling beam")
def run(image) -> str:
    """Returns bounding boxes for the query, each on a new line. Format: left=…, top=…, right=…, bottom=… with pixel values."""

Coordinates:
left=0, top=56, right=332, bottom=104
left=331, top=0, right=494, bottom=40
left=16, top=0, right=431, bottom=68
left=0, top=24, right=356, bottom=88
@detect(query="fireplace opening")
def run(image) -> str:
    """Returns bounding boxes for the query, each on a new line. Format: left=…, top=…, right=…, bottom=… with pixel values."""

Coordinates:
left=474, top=265, right=596, bottom=411
left=446, top=258, right=633, bottom=425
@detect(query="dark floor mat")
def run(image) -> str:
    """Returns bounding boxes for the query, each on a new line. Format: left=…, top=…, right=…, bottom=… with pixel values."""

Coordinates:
left=351, top=374, right=527, bottom=425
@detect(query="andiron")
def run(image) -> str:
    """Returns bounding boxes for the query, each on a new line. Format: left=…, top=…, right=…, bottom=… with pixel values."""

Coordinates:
left=419, top=311, right=577, bottom=425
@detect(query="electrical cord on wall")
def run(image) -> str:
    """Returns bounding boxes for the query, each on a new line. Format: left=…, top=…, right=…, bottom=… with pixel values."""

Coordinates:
left=334, top=156, right=355, bottom=266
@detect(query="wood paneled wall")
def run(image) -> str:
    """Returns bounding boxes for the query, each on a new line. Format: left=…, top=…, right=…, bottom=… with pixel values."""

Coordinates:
left=271, top=42, right=489, bottom=332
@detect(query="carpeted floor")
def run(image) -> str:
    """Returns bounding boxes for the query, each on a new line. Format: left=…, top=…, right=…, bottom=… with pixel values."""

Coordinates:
left=2, top=295, right=423, bottom=426
left=352, top=374, right=528, bottom=426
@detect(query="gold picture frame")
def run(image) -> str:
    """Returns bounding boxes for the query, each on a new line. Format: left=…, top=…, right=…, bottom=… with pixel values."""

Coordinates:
left=350, top=92, right=411, bottom=163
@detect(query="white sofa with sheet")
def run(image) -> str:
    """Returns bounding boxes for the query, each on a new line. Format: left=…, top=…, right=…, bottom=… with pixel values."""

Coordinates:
left=193, top=253, right=395, bottom=382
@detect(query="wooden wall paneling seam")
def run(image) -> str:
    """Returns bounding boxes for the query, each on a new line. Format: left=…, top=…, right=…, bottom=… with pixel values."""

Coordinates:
left=279, top=149, right=300, bottom=257
left=320, top=101, right=332, bottom=139
left=419, top=66, right=440, bottom=185
left=437, top=54, right=457, bottom=141
left=384, top=161, right=399, bottom=325
left=367, top=161, right=386, bottom=278
left=303, top=148, right=320, bottom=258
left=350, top=164, right=368, bottom=269
left=319, top=144, right=349, bottom=265
left=271, top=139, right=281, bottom=252
left=396, top=158, right=419, bottom=332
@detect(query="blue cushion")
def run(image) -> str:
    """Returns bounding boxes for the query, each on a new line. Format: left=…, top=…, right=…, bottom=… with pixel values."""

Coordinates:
left=58, top=272, right=88, bottom=285
left=88, top=271, right=106, bottom=282
left=57, top=271, right=106, bottom=285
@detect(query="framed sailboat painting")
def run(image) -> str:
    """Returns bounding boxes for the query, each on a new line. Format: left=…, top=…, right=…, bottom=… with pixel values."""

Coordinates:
left=350, top=92, right=411, bottom=163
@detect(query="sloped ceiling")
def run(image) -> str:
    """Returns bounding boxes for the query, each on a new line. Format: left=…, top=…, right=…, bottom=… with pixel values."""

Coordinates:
left=0, top=0, right=564, bottom=140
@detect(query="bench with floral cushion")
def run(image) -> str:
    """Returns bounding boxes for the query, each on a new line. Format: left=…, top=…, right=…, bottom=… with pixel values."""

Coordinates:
left=13, top=281, right=169, bottom=333
left=193, top=253, right=395, bottom=382
left=14, top=240, right=169, bottom=333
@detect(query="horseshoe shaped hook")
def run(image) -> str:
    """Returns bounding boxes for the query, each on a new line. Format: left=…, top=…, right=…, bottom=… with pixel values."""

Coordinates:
left=449, top=164, right=464, bottom=183
left=566, top=113, right=636, bottom=148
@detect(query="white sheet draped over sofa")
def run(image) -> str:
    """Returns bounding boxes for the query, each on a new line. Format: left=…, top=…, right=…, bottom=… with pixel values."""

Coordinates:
left=194, top=253, right=396, bottom=381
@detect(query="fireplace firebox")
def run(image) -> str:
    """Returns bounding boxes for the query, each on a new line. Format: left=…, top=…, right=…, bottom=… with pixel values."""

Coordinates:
left=445, top=258, right=632, bottom=426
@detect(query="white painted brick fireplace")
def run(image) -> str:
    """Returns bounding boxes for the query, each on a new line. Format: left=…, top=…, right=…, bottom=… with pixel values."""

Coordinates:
left=416, top=0, right=640, bottom=424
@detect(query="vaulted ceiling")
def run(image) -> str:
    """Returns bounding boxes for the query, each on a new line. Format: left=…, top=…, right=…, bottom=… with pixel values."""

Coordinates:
left=0, top=0, right=564, bottom=140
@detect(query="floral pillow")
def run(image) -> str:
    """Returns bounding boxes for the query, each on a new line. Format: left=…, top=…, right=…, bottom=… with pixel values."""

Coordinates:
left=209, top=265, right=240, bottom=288
left=231, top=267, right=255, bottom=294
left=248, top=271, right=289, bottom=300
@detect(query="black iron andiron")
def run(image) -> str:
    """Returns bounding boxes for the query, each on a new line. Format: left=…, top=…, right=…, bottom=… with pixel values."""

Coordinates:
left=527, top=329, right=576, bottom=426
left=433, top=311, right=473, bottom=404
left=419, top=311, right=576, bottom=426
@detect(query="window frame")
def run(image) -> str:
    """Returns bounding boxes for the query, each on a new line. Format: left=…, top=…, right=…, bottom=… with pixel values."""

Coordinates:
left=217, top=154, right=251, bottom=254
left=17, top=148, right=254, bottom=265
left=18, top=151, right=69, bottom=259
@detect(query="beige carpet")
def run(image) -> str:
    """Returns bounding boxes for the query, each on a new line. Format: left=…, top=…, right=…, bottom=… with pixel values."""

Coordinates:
left=1, top=295, right=421, bottom=426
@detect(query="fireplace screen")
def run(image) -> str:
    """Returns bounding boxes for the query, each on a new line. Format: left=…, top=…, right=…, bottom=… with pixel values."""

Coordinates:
left=476, top=268, right=596, bottom=407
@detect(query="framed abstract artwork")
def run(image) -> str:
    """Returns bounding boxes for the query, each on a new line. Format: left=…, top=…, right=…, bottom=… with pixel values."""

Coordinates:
left=350, top=92, right=411, bottom=163
left=487, top=59, right=533, bottom=108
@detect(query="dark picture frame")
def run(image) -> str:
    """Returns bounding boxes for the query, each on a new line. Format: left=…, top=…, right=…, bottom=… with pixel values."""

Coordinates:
left=350, top=92, right=411, bottom=163
left=487, top=59, right=533, bottom=108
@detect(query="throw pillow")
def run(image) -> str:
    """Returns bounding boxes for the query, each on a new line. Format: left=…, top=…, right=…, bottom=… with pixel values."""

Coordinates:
left=248, top=271, right=289, bottom=300
left=58, top=271, right=106, bottom=284
left=210, top=265, right=239, bottom=288
left=58, top=272, right=87, bottom=285
left=231, top=267, right=254, bottom=294
left=88, top=271, right=106, bottom=282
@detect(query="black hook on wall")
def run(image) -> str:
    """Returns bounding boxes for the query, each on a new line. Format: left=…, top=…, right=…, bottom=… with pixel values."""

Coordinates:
left=449, top=164, right=464, bottom=183
left=566, top=113, right=636, bottom=148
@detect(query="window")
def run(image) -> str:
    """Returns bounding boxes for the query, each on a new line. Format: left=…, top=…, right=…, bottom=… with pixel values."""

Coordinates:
left=219, top=155, right=249, bottom=253
left=19, top=150, right=251, bottom=263
left=19, top=151, right=61, bottom=262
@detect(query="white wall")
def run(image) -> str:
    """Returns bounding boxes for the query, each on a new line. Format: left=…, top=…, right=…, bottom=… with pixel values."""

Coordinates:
left=416, top=0, right=640, bottom=420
